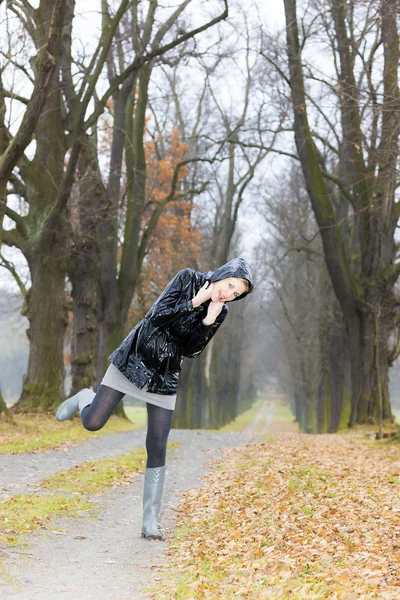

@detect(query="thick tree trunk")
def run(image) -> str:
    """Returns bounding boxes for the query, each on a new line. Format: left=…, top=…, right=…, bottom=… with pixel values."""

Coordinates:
left=68, top=139, right=126, bottom=417
left=115, top=67, right=150, bottom=342
left=329, top=317, right=351, bottom=432
left=69, top=248, right=97, bottom=394
left=191, top=356, right=208, bottom=429
left=347, top=304, right=392, bottom=425
left=18, top=249, right=68, bottom=410
left=15, top=30, right=67, bottom=410
left=173, top=359, right=193, bottom=428
left=95, top=73, right=137, bottom=386
left=0, top=390, right=12, bottom=420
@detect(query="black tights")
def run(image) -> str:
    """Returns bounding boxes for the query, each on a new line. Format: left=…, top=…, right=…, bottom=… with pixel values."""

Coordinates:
left=81, top=385, right=173, bottom=468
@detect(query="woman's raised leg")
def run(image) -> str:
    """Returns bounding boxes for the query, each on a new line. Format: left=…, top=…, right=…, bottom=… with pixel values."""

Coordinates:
left=56, top=385, right=124, bottom=431
left=80, top=385, right=125, bottom=431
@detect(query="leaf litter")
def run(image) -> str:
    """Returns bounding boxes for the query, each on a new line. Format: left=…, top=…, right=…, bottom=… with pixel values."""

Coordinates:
left=150, top=430, right=400, bottom=599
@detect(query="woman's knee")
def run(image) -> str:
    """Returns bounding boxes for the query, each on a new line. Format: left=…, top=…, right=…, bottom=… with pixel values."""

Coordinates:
left=81, top=408, right=104, bottom=432
left=82, top=421, right=102, bottom=432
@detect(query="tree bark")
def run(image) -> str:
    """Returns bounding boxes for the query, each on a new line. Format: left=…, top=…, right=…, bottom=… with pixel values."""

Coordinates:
left=68, top=137, right=102, bottom=394
left=95, top=74, right=136, bottom=386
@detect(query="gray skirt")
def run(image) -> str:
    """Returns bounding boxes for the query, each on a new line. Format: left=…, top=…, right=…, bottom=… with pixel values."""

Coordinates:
left=101, top=363, right=176, bottom=411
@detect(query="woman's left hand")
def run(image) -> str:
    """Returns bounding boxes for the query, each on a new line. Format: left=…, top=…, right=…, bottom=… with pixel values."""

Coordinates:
left=203, top=300, right=224, bottom=325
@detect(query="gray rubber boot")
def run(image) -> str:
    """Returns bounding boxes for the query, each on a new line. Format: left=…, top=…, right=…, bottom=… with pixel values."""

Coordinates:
left=56, top=388, right=95, bottom=422
left=141, top=465, right=166, bottom=540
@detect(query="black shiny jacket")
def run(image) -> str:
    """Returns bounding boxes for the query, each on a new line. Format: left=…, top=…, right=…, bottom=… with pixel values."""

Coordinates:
left=108, top=257, right=253, bottom=395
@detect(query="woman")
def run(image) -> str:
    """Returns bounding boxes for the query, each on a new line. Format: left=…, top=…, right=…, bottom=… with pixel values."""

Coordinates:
left=56, top=257, right=253, bottom=540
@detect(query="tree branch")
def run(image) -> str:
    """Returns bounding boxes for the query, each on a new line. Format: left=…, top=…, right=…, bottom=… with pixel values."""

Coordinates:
left=0, top=0, right=67, bottom=245
left=283, top=0, right=358, bottom=316
left=0, top=253, right=27, bottom=297
left=4, top=205, right=28, bottom=238
left=3, top=90, right=29, bottom=106
left=2, top=227, right=27, bottom=253
left=84, top=0, right=229, bottom=131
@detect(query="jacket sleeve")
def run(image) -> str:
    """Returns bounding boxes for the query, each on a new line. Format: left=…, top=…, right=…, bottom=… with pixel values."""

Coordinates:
left=148, top=268, right=195, bottom=328
left=182, top=308, right=227, bottom=359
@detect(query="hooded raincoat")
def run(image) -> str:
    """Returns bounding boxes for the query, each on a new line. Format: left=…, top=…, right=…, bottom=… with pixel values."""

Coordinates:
left=108, top=257, right=253, bottom=395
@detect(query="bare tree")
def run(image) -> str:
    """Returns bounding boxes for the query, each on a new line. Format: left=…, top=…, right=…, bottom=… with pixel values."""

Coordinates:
left=1, top=0, right=228, bottom=410
left=167, top=3, right=276, bottom=428
left=276, top=0, right=400, bottom=425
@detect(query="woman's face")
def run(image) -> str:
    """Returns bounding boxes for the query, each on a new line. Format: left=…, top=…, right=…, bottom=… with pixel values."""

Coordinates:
left=210, top=277, right=248, bottom=303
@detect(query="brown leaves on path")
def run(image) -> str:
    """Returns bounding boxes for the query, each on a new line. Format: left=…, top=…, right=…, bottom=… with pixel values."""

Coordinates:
left=152, top=431, right=400, bottom=599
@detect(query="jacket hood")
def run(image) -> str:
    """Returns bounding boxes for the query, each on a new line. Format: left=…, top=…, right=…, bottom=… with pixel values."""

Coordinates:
left=203, top=257, right=254, bottom=302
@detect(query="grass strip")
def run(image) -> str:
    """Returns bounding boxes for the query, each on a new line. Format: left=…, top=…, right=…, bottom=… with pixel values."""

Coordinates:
left=266, top=400, right=299, bottom=434
left=0, top=411, right=145, bottom=455
left=149, top=431, right=400, bottom=599
left=0, top=442, right=179, bottom=547
left=0, top=494, right=93, bottom=546
left=40, top=448, right=148, bottom=495
left=271, top=400, right=295, bottom=422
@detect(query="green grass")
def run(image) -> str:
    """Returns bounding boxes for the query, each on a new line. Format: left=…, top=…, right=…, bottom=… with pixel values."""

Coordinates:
left=0, top=493, right=93, bottom=546
left=41, top=448, right=148, bottom=495
left=123, top=405, right=147, bottom=427
left=0, top=413, right=136, bottom=454
left=272, top=400, right=295, bottom=421
left=0, top=408, right=146, bottom=455
left=288, top=466, right=336, bottom=497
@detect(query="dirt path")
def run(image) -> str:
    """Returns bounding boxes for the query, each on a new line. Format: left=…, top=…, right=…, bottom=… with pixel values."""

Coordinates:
left=244, top=399, right=274, bottom=441
left=0, top=401, right=273, bottom=501
left=0, top=429, right=253, bottom=600
left=0, top=399, right=275, bottom=600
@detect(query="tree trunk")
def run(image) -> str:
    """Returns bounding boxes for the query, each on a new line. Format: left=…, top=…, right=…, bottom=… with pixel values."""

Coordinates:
left=347, top=303, right=392, bottom=425
left=173, top=359, right=193, bottom=428
left=68, top=139, right=102, bottom=394
left=115, top=66, right=150, bottom=342
left=69, top=248, right=97, bottom=394
left=0, top=389, right=12, bottom=420
left=15, top=34, right=68, bottom=410
left=18, top=247, right=68, bottom=410
left=329, top=316, right=351, bottom=432
left=95, top=73, right=137, bottom=386
left=0, top=0, right=66, bottom=244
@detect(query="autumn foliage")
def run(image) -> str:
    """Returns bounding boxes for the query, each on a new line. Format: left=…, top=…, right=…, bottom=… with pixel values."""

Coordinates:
left=129, top=127, right=201, bottom=323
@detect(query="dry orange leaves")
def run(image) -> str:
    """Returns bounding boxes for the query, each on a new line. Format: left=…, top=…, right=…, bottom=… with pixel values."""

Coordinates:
left=152, top=431, right=400, bottom=600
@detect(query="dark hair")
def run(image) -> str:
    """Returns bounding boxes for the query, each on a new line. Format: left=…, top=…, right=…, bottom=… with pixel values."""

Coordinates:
left=239, top=278, right=251, bottom=293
